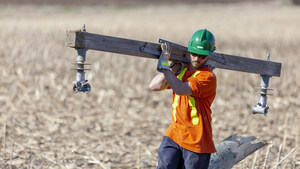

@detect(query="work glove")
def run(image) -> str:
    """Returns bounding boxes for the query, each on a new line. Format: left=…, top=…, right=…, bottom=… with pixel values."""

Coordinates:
left=157, top=42, right=171, bottom=72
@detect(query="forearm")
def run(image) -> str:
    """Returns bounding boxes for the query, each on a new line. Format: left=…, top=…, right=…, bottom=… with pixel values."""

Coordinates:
left=149, top=63, right=181, bottom=91
left=162, top=69, right=193, bottom=95
left=150, top=42, right=190, bottom=93
left=149, top=73, right=167, bottom=91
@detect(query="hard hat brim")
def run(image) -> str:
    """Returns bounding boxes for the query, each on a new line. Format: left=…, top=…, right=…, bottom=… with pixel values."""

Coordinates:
left=188, top=46, right=216, bottom=56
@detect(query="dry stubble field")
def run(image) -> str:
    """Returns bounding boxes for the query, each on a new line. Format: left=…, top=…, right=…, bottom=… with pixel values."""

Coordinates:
left=0, top=3, right=300, bottom=169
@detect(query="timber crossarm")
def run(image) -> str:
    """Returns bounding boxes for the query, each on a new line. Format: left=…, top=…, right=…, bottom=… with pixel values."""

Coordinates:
left=66, top=28, right=282, bottom=115
left=66, top=30, right=281, bottom=77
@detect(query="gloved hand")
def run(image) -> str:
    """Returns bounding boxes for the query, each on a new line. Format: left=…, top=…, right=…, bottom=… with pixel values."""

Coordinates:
left=157, top=42, right=171, bottom=72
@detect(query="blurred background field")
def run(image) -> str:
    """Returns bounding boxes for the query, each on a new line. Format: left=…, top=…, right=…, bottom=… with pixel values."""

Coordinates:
left=0, top=0, right=300, bottom=168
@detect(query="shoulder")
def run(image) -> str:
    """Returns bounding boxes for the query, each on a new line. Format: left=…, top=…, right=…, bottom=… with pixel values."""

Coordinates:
left=195, top=68, right=216, bottom=82
left=188, top=69, right=216, bottom=97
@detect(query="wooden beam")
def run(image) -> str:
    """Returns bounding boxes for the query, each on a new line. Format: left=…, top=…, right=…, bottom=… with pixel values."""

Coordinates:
left=66, top=30, right=281, bottom=77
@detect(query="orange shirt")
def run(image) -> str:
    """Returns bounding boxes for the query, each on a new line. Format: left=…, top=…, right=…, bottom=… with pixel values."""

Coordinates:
left=165, top=65, right=217, bottom=153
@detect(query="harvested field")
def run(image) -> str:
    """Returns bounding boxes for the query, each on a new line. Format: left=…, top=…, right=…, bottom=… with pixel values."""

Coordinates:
left=0, top=2, right=300, bottom=169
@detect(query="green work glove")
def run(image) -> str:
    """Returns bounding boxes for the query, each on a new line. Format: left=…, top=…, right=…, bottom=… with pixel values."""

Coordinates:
left=157, top=42, right=171, bottom=72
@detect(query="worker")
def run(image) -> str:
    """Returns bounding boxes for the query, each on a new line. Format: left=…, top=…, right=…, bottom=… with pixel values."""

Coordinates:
left=149, top=29, right=217, bottom=169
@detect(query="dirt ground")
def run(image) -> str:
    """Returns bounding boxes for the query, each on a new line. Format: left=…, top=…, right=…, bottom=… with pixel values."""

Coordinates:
left=0, top=2, right=300, bottom=169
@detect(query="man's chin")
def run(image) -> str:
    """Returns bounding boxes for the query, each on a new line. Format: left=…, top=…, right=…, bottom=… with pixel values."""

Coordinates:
left=192, top=63, right=201, bottom=69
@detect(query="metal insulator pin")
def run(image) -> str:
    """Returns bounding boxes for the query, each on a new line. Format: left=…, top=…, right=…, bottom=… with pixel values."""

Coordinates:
left=252, top=53, right=272, bottom=115
left=72, top=25, right=91, bottom=93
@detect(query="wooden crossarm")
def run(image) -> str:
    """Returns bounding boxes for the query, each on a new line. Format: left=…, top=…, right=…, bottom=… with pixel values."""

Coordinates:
left=66, top=30, right=281, bottom=77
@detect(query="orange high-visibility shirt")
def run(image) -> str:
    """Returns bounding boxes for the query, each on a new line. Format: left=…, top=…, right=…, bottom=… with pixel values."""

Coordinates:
left=165, top=65, right=217, bottom=153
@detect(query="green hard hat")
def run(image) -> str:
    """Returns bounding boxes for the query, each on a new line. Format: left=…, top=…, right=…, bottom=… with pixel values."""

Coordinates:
left=188, top=29, right=216, bottom=56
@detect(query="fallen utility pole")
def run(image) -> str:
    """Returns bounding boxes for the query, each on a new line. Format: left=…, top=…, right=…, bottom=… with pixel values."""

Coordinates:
left=209, top=134, right=266, bottom=169
left=66, top=26, right=281, bottom=115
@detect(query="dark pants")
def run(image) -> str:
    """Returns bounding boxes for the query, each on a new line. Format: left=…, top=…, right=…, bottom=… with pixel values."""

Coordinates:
left=157, top=137, right=211, bottom=169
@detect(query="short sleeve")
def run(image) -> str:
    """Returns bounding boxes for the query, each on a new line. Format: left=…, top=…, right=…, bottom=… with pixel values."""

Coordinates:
left=188, top=71, right=216, bottom=98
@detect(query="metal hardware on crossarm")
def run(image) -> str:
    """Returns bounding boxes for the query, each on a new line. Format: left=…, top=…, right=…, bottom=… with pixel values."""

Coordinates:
left=72, top=24, right=91, bottom=93
left=252, top=53, right=272, bottom=115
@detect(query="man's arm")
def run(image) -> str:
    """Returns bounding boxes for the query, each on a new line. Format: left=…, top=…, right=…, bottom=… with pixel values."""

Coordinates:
left=149, top=73, right=168, bottom=91
left=150, top=42, right=192, bottom=95
left=149, top=63, right=182, bottom=91
left=161, top=69, right=193, bottom=95
left=149, top=63, right=192, bottom=95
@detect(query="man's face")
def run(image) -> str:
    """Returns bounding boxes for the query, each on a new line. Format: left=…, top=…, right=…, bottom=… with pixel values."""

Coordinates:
left=190, top=53, right=210, bottom=69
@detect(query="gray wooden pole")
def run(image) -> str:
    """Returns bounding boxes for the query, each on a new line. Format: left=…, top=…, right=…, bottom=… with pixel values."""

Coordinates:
left=209, top=135, right=266, bottom=169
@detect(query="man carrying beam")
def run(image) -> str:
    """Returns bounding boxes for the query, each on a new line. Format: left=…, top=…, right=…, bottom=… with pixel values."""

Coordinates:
left=150, top=29, right=217, bottom=169
left=67, top=26, right=276, bottom=167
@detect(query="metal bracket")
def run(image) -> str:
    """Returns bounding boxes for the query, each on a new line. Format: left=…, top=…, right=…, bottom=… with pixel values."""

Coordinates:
left=158, top=39, right=167, bottom=43
left=158, top=39, right=187, bottom=51
left=140, top=47, right=161, bottom=56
